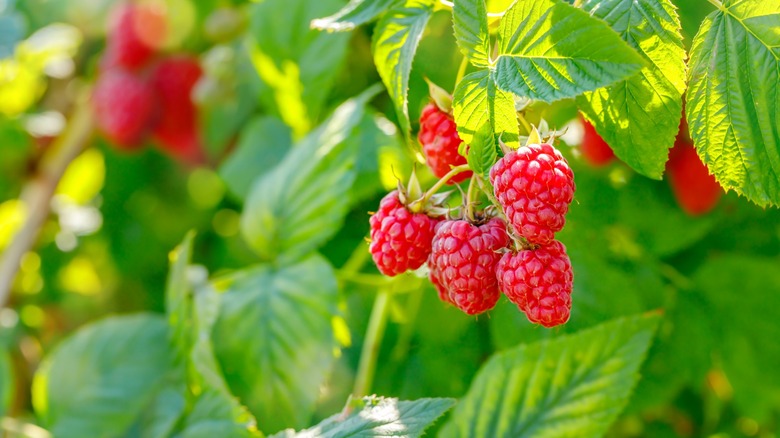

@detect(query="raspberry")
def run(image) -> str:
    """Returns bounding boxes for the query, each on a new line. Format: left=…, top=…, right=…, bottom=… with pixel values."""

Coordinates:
left=104, top=3, right=167, bottom=70
left=92, top=69, right=156, bottom=148
left=369, top=191, right=440, bottom=277
left=428, top=218, right=509, bottom=315
left=418, top=103, right=472, bottom=184
left=666, top=139, right=721, bottom=216
left=580, top=118, right=614, bottom=167
left=496, top=240, right=573, bottom=328
left=489, top=143, right=575, bottom=246
left=429, top=266, right=454, bottom=305
left=149, top=56, right=205, bottom=163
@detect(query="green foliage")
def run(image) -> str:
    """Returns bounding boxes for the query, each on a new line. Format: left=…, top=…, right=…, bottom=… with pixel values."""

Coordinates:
left=686, top=0, right=780, bottom=206
left=219, top=116, right=292, bottom=201
left=453, top=0, right=490, bottom=68
left=240, top=88, right=378, bottom=263
left=0, top=348, right=12, bottom=418
left=271, top=396, right=455, bottom=437
left=372, top=0, right=435, bottom=138
left=453, top=69, right=518, bottom=178
left=312, top=0, right=403, bottom=32
left=33, top=314, right=173, bottom=438
left=212, top=255, right=339, bottom=434
left=494, top=0, right=644, bottom=102
left=443, top=314, right=660, bottom=437
left=577, top=0, right=686, bottom=179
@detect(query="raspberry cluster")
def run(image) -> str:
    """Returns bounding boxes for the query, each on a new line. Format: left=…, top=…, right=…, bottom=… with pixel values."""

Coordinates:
left=368, top=89, right=576, bottom=326
left=92, top=2, right=204, bottom=164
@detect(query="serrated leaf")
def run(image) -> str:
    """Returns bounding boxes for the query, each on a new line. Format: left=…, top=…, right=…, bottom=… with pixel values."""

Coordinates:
left=372, top=0, right=435, bottom=138
left=33, top=314, right=172, bottom=438
left=453, top=0, right=491, bottom=67
left=442, top=314, right=660, bottom=437
left=494, top=0, right=644, bottom=102
left=219, top=117, right=292, bottom=202
left=577, top=0, right=686, bottom=179
left=271, top=396, right=455, bottom=438
left=686, top=0, right=780, bottom=207
left=453, top=69, right=518, bottom=177
left=240, top=87, right=379, bottom=264
left=312, top=0, right=402, bottom=32
left=213, top=255, right=339, bottom=434
left=164, top=235, right=262, bottom=438
left=0, top=348, right=12, bottom=418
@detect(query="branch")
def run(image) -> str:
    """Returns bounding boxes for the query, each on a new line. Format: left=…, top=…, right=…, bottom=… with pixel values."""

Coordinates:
left=0, top=89, right=94, bottom=308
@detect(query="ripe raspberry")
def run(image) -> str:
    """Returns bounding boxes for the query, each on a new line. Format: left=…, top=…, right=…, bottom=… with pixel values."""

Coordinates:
left=369, top=191, right=440, bottom=277
left=92, top=69, right=156, bottom=148
left=104, top=3, right=167, bottom=70
left=496, top=240, right=573, bottom=328
left=428, top=218, right=509, bottom=315
left=666, top=139, right=721, bottom=216
left=580, top=118, right=614, bottom=167
left=418, top=103, right=472, bottom=184
left=429, top=266, right=454, bottom=305
left=489, top=143, right=575, bottom=246
left=149, top=56, right=205, bottom=163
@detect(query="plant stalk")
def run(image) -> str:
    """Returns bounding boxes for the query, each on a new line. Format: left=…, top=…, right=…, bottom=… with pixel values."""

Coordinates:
left=0, top=89, right=94, bottom=309
left=352, top=287, right=391, bottom=398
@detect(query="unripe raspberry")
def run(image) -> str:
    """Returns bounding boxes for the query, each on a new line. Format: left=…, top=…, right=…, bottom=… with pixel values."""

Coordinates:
left=428, top=218, right=509, bottom=315
left=369, top=191, right=440, bottom=277
left=149, top=56, right=205, bottom=163
left=489, top=143, right=575, bottom=246
left=92, top=69, right=156, bottom=148
left=496, top=240, right=573, bottom=328
left=580, top=118, right=614, bottom=167
left=418, top=103, right=472, bottom=184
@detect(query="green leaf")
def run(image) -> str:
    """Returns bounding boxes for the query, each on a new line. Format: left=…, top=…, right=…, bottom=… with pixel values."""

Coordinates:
left=453, top=69, right=518, bottom=177
left=0, top=348, right=12, bottom=418
left=33, top=314, right=172, bottom=438
left=372, top=0, right=435, bottom=138
left=453, top=0, right=491, bottom=67
left=240, top=87, right=378, bottom=263
left=494, top=0, right=644, bottom=102
left=694, top=255, right=780, bottom=420
left=249, top=0, right=350, bottom=136
left=219, top=117, right=292, bottom=202
left=311, top=0, right=402, bottom=32
left=577, top=0, right=686, bottom=179
left=443, top=314, right=660, bottom=437
left=164, top=234, right=262, bottom=437
left=213, top=255, right=340, bottom=434
left=271, top=396, right=455, bottom=438
left=686, top=0, right=780, bottom=206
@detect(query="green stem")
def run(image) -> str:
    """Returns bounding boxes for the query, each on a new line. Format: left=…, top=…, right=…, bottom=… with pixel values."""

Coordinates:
left=455, top=56, right=469, bottom=85
left=352, top=288, right=392, bottom=398
left=408, top=164, right=470, bottom=212
left=341, top=238, right=371, bottom=276
left=465, top=175, right=480, bottom=221
left=517, top=112, right=533, bottom=135
left=0, top=89, right=94, bottom=309
left=391, top=285, right=424, bottom=362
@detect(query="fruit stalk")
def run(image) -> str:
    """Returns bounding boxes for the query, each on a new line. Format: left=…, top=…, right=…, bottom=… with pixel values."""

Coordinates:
left=409, top=163, right=470, bottom=212
left=0, top=89, right=94, bottom=308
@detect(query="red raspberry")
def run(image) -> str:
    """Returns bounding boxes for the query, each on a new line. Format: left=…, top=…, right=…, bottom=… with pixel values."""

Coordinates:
left=369, top=191, right=440, bottom=277
left=428, top=218, right=509, bottom=315
left=496, top=240, right=573, bottom=328
left=149, top=56, right=205, bottom=163
left=666, top=139, right=721, bottom=216
left=418, top=103, right=472, bottom=184
left=429, top=266, right=454, bottom=305
left=92, top=69, right=156, bottom=149
left=103, top=3, right=167, bottom=70
left=489, top=143, right=575, bottom=246
left=580, top=118, right=614, bottom=167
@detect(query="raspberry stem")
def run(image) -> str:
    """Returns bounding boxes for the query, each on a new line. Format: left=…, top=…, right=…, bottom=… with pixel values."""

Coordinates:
left=408, top=164, right=470, bottom=212
left=465, top=174, right=480, bottom=222
left=518, top=112, right=533, bottom=135
left=352, top=287, right=391, bottom=398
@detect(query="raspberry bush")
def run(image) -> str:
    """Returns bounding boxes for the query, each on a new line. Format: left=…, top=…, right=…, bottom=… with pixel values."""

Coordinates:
left=0, top=0, right=778, bottom=437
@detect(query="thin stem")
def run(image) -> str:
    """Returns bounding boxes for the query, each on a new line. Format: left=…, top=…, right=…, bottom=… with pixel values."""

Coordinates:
left=408, top=164, right=470, bottom=212
left=341, top=238, right=371, bottom=276
left=465, top=175, right=480, bottom=221
left=0, top=89, right=94, bottom=308
left=352, top=288, right=391, bottom=398
left=517, top=112, right=533, bottom=135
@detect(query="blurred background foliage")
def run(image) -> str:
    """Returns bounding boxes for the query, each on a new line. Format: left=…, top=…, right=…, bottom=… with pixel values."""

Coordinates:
left=0, top=0, right=778, bottom=436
